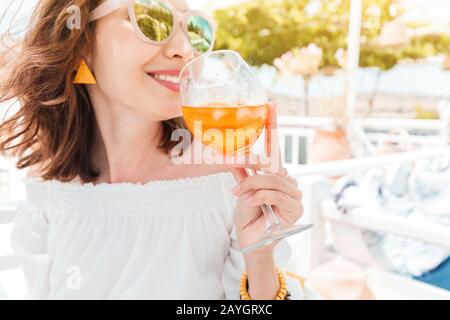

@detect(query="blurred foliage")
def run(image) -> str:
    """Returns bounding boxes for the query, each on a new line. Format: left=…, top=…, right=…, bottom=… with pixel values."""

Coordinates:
left=403, top=34, right=450, bottom=59
left=214, top=0, right=348, bottom=66
left=187, top=17, right=213, bottom=53
left=213, top=0, right=450, bottom=71
left=415, top=104, right=439, bottom=120
left=214, top=0, right=396, bottom=67
left=135, top=3, right=173, bottom=41
left=359, top=45, right=399, bottom=70
left=360, top=33, right=450, bottom=71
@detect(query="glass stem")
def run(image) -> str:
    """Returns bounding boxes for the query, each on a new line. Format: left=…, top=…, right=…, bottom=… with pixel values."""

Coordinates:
left=245, top=169, right=283, bottom=233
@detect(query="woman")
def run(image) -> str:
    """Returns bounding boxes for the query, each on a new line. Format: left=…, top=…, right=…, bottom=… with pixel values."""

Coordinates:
left=0, top=0, right=315, bottom=299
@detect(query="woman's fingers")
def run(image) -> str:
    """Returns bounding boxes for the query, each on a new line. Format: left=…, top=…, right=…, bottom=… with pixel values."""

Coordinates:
left=232, top=174, right=302, bottom=200
left=243, top=189, right=303, bottom=218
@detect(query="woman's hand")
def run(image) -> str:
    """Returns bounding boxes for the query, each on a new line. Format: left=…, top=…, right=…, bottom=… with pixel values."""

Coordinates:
left=228, top=103, right=304, bottom=300
left=231, top=168, right=303, bottom=252
left=230, top=103, right=304, bottom=254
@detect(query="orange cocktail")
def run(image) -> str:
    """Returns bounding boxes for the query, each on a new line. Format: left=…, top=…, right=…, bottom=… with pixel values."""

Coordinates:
left=182, top=103, right=268, bottom=155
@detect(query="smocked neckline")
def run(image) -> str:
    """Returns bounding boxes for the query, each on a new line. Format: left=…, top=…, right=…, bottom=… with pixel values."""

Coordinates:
left=24, top=171, right=238, bottom=216
left=25, top=171, right=235, bottom=189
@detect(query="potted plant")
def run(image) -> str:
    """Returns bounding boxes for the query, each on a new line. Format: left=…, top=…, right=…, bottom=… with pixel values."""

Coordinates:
left=273, top=44, right=323, bottom=116
left=322, top=65, right=337, bottom=77
left=308, top=96, right=352, bottom=163
left=443, top=55, right=450, bottom=70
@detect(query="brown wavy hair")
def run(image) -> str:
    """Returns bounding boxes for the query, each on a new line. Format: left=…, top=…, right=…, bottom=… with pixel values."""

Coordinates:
left=0, top=0, right=187, bottom=182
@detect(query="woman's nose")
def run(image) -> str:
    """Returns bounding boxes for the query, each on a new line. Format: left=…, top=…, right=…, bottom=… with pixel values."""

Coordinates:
left=163, top=22, right=195, bottom=62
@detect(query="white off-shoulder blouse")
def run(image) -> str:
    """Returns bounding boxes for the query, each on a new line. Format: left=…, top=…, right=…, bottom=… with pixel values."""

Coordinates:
left=10, top=171, right=318, bottom=300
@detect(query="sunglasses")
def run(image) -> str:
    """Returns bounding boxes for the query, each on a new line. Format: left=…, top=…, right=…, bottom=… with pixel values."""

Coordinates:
left=90, top=0, right=217, bottom=54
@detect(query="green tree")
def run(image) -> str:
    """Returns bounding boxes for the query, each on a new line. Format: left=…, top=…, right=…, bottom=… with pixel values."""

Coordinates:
left=402, top=34, right=450, bottom=59
left=213, top=0, right=398, bottom=67
left=214, top=0, right=449, bottom=67
left=213, top=0, right=450, bottom=116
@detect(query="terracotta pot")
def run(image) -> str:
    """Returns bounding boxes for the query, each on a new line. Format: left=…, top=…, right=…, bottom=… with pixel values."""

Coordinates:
left=443, top=55, right=450, bottom=70
left=322, top=66, right=336, bottom=77
left=308, top=129, right=352, bottom=163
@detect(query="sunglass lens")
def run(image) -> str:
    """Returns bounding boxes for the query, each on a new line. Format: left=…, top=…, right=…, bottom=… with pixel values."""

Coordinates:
left=133, top=0, right=174, bottom=42
left=187, top=15, right=213, bottom=53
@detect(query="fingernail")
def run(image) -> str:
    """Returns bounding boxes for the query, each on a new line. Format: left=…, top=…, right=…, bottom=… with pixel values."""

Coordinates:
left=231, top=184, right=241, bottom=195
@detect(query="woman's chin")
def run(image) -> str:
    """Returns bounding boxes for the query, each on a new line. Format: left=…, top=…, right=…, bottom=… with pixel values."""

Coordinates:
left=169, top=111, right=183, bottom=119
left=138, top=96, right=182, bottom=119
left=167, top=101, right=183, bottom=115
left=160, top=108, right=183, bottom=120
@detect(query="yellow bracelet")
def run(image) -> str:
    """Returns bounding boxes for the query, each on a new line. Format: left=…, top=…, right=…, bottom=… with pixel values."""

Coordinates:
left=240, top=267, right=289, bottom=300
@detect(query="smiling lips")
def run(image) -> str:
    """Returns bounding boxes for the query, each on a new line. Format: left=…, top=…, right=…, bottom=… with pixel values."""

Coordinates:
left=147, top=70, right=181, bottom=93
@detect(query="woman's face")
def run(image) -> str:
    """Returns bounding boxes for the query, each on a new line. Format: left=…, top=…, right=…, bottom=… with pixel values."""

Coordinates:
left=90, top=0, right=197, bottom=120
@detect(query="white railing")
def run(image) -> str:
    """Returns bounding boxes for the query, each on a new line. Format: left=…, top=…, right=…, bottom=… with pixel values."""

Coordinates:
left=288, top=147, right=449, bottom=176
left=287, top=147, right=450, bottom=279
left=277, top=116, right=449, bottom=166
left=278, top=116, right=448, bottom=133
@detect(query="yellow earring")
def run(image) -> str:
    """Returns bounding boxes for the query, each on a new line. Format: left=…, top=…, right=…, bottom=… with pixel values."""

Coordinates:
left=73, top=59, right=97, bottom=84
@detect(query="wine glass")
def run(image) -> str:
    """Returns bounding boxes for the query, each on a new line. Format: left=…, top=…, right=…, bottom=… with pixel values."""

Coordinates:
left=179, top=50, right=313, bottom=253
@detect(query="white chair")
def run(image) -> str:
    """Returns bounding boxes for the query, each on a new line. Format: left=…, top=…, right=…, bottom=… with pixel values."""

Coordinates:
left=0, top=157, right=27, bottom=299
left=286, top=147, right=450, bottom=299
